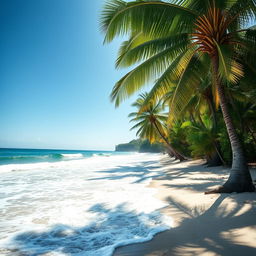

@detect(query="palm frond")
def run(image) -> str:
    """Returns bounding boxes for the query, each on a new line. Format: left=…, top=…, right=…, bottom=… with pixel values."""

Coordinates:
left=168, top=52, right=208, bottom=124
left=130, top=119, right=147, bottom=130
left=101, top=0, right=198, bottom=43
left=116, top=33, right=189, bottom=68
left=227, top=0, right=256, bottom=31
left=215, top=42, right=244, bottom=83
left=110, top=46, right=183, bottom=107
left=116, top=32, right=150, bottom=68
left=139, top=47, right=192, bottom=110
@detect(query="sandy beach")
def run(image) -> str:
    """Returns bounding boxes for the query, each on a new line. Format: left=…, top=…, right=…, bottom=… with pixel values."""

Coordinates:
left=114, top=156, right=256, bottom=256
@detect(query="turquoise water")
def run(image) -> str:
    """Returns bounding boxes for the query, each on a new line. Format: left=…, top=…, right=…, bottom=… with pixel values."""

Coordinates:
left=0, top=148, right=126, bottom=165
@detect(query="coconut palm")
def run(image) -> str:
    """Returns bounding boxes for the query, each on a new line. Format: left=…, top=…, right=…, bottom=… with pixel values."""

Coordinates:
left=101, top=0, right=256, bottom=192
left=129, top=93, right=186, bottom=160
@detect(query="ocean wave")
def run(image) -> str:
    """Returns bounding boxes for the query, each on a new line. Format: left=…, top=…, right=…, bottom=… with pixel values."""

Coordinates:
left=92, top=153, right=111, bottom=157
left=60, top=153, right=84, bottom=158
left=0, top=153, right=168, bottom=256
left=0, top=153, right=85, bottom=164
left=0, top=155, right=47, bottom=160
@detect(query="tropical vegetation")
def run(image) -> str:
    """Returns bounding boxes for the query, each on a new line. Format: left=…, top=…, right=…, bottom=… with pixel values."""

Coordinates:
left=115, top=138, right=165, bottom=152
left=129, top=93, right=185, bottom=160
left=101, top=0, right=256, bottom=193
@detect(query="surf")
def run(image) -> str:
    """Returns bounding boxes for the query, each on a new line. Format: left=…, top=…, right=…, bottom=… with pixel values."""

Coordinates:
left=0, top=152, right=171, bottom=256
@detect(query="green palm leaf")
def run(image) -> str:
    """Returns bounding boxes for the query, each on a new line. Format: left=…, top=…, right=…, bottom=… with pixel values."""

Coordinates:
left=110, top=46, right=185, bottom=106
left=101, top=0, right=198, bottom=43
left=116, top=33, right=189, bottom=68
left=168, top=53, right=206, bottom=123
left=215, top=42, right=244, bottom=83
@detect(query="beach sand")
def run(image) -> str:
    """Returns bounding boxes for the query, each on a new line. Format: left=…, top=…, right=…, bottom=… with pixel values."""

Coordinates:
left=114, top=156, right=256, bottom=256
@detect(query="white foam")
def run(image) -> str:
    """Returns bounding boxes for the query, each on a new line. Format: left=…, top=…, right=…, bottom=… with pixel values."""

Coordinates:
left=61, top=153, right=84, bottom=158
left=0, top=153, right=172, bottom=256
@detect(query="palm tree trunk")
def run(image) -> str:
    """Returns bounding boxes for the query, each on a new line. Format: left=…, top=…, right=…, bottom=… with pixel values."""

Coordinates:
left=207, top=56, right=255, bottom=193
left=165, top=146, right=175, bottom=158
left=153, top=121, right=186, bottom=161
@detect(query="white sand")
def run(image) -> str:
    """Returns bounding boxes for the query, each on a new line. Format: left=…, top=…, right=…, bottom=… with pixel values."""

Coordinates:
left=114, top=156, right=256, bottom=256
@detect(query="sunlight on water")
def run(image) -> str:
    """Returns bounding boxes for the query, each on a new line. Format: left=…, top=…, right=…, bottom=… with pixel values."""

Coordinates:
left=0, top=153, right=172, bottom=256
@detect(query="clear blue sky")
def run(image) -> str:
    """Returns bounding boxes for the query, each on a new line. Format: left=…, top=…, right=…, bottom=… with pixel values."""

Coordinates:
left=0, top=0, right=141, bottom=150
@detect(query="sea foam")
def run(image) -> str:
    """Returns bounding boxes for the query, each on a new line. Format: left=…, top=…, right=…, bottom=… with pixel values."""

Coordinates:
left=61, top=153, right=84, bottom=158
left=0, top=153, right=172, bottom=256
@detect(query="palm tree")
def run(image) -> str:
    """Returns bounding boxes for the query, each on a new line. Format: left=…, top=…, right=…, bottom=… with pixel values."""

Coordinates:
left=129, top=93, right=186, bottom=160
left=101, top=0, right=256, bottom=192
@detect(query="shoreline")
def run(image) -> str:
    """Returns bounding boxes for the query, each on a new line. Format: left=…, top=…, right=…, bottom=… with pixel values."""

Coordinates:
left=0, top=152, right=170, bottom=256
left=114, top=156, right=256, bottom=256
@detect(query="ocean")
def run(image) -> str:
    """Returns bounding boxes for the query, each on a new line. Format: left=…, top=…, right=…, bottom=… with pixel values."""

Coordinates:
left=0, top=148, right=171, bottom=256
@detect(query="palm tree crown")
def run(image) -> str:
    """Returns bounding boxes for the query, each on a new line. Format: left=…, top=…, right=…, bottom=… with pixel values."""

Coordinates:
left=129, top=93, right=168, bottom=143
left=129, top=93, right=186, bottom=160
left=101, top=0, right=256, bottom=192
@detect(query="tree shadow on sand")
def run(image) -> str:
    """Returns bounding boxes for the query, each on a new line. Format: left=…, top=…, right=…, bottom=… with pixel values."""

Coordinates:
left=3, top=159, right=256, bottom=256
left=114, top=161, right=256, bottom=256
left=115, top=194, right=256, bottom=256
left=88, top=160, right=164, bottom=184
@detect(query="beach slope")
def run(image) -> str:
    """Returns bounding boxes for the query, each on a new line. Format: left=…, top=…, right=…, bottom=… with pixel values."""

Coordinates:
left=114, top=157, right=256, bottom=256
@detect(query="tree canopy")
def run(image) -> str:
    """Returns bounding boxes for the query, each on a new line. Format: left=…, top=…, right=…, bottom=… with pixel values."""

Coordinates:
left=101, top=0, right=256, bottom=193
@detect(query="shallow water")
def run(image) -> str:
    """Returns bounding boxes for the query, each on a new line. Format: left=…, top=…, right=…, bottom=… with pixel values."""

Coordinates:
left=0, top=148, right=122, bottom=165
left=0, top=152, right=171, bottom=256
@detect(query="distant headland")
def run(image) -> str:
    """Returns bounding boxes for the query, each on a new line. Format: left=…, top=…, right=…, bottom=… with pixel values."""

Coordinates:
left=115, top=139, right=164, bottom=153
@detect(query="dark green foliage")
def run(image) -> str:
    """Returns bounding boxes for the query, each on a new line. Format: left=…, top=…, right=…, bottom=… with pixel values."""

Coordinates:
left=139, top=140, right=164, bottom=153
left=186, top=128, right=216, bottom=159
left=169, top=118, right=222, bottom=161
left=115, top=139, right=164, bottom=153
left=115, top=139, right=140, bottom=151
left=167, top=112, right=256, bottom=165
left=244, top=135, right=256, bottom=162
left=218, top=127, right=232, bottom=165
left=168, top=122, right=191, bottom=157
